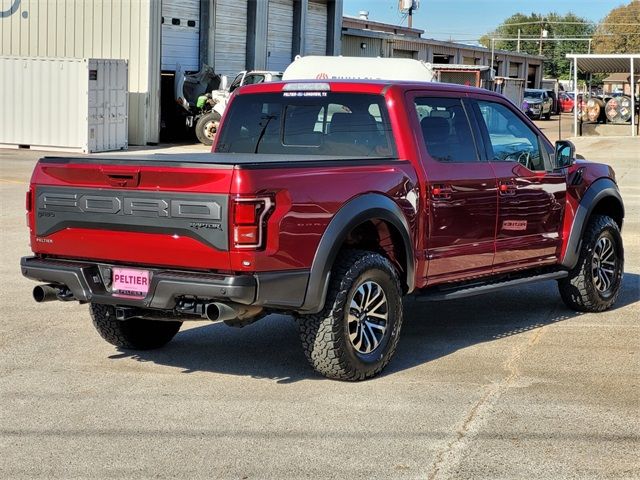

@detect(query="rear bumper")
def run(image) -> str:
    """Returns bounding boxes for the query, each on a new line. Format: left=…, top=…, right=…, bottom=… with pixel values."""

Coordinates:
left=21, top=256, right=309, bottom=310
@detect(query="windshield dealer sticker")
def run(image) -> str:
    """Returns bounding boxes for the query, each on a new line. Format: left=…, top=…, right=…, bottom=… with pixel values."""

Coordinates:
left=283, top=92, right=327, bottom=97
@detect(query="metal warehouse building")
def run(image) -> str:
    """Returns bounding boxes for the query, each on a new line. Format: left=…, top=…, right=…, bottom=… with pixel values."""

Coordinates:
left=342, top=15, right=544, bottom=88
left=1, top=0, right=342, bottom=145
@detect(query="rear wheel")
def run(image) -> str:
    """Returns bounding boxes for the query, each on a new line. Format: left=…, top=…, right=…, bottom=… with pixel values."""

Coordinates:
left=90, top=304, right=182, bottom=350
left=195, top=111, right=221, bottom=146
left=559, top=215, right=623, bottom=312
left=296, top=250, right=403, bottom=381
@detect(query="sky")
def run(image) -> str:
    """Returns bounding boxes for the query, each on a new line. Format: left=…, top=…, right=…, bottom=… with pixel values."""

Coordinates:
left=342, top=0, right=626, bottom=43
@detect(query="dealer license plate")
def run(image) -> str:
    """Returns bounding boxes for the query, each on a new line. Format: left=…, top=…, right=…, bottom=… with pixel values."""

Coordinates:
left=112, top=267, right=150, bottom=298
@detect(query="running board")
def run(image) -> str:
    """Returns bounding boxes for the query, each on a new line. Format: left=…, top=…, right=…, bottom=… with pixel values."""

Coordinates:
left=415, top=270, right=568, bottom=302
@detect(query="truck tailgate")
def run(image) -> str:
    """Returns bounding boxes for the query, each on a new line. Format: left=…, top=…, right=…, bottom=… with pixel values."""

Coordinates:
left=29, top=155, right=234, bottom=271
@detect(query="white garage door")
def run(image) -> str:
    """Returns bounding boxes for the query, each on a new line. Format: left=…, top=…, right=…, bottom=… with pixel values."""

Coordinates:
left=305, top=1, right=327, bottom=56
left=214, top=0, right=248, bottom=76
left=162, top=0, right=200, bottom=71
left=267, top=0, right=293, bottom=71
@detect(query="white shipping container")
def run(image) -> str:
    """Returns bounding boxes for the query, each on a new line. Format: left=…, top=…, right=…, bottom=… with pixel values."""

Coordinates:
left=0, top=57, right=128, bottom=153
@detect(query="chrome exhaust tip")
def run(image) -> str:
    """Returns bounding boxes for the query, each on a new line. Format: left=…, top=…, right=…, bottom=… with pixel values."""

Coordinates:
left=204, top=302, right=237, bottom=322
left=203, top=302, right=264, bottom=323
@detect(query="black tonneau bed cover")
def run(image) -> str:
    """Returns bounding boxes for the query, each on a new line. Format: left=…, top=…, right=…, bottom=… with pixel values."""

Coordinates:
left=40, top=153, right=397, bottom=169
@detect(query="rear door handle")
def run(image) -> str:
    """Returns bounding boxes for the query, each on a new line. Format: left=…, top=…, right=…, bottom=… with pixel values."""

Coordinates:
left=431, top=184, right=453, bottom=200
left=499, top=180, right=517, bottom=196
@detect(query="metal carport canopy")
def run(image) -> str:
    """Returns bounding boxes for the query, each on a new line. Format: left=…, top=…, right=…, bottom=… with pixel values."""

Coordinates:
left=567, top=54, right=639, bottom=137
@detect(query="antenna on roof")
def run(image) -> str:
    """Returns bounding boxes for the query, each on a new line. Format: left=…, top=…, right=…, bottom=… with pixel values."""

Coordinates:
left=399, top=0, right=419, bottom=28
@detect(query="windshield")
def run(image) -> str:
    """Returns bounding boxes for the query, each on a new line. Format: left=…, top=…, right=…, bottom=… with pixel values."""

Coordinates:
left=229, top=73, right=244, bottom=92
left=215, top=92, right=396, bottom=157
left=524, top=91, right=543, bottom=100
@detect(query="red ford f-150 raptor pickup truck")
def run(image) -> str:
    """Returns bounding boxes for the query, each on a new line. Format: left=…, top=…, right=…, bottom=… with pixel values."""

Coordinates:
left=22, top=80, right=624, bottom=381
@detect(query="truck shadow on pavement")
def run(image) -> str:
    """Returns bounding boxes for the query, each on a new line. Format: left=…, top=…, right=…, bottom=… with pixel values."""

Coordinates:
left=111, top=273, right=639, bottom=383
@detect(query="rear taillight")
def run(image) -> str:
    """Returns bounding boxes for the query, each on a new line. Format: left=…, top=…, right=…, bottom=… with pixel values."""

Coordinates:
left=26, top=188, right=33, bottom=229
left=26, top=189, right=32, bottom=212
left=231, top=197, right=273, bottom=249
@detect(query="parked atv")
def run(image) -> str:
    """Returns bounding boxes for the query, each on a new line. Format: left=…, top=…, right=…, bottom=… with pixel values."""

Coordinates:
left=175, top=65, right=282, bottom=146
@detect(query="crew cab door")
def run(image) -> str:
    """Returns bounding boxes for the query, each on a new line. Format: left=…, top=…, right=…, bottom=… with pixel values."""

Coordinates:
left=409, top=93, right=497, bottom=284
left=470, top=97, right=566, bottom=272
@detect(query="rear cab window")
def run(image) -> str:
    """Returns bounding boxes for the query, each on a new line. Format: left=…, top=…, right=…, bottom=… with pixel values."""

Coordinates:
left=215, top=92, right=396, bottom=157
left=413, top=97, right=479, bottom=163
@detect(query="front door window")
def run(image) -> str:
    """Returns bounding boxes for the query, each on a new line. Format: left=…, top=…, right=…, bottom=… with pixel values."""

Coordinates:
left=476, top=101, right=546, bottom=171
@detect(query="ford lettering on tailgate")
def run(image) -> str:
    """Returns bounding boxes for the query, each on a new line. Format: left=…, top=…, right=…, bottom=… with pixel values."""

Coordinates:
left=35, top=187, right=229, bottom=250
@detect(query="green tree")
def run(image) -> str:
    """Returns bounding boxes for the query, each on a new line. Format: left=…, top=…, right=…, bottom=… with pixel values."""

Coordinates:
left=480, top=12, right=595, bottom=78
left=593, top=1, right=640, bottom=53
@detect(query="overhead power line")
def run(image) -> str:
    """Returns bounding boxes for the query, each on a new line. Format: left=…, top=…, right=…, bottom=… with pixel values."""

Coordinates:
left=500, top=20, right=640, bottom=26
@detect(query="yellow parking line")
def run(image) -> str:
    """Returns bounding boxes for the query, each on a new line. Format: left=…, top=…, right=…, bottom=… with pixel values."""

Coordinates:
left=0, top=178, right=28, bottom=185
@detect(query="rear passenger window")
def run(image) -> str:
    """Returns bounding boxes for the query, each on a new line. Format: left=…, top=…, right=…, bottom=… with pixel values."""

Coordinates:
left=414, top=97, right=479, bottom=162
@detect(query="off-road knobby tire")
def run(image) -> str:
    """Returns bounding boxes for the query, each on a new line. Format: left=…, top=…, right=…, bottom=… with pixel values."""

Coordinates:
left=559, top=214, right=623, bottom=312
left=90, top=304, right=182, bottom=350
left=195, top=111, right=221, bottom=146
left=296, top=250, right=403, bottom=381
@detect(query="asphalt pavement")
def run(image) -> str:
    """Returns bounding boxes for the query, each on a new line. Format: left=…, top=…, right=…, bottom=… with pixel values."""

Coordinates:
left=0, top=132, right=638, bottom=479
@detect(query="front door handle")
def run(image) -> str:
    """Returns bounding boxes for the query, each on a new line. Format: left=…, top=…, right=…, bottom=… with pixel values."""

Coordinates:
left=499, top=180, right=517, bottom=196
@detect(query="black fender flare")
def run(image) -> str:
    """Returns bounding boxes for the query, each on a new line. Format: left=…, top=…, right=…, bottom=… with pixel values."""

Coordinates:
left=298, top=193, right=415, bottom=313
left=561, top=178, right=624, bottom=269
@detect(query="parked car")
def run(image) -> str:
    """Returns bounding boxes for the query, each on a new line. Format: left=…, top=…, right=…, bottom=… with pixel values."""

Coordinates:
left=523, top=88, right=553, bottom=119
left=22, top=80, right=624, bottom=381
left=558, top=92, right=575, bottom=113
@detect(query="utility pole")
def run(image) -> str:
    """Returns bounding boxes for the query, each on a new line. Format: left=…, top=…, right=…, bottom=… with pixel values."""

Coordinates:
left=408, top=3, right=413, bottom=28
left=539, top=18, right=547, bottom=56
left=517, top=29, right=521, bottom=52
left=539, top=25, right=543, bottom=55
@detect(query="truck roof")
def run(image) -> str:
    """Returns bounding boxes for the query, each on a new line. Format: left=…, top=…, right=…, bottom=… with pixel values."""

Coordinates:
left=238, top=79, right=494, bottom=97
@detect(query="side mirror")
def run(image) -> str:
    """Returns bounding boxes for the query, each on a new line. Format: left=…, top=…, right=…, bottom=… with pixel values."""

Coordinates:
left=554, top=140, right=575, bottom=169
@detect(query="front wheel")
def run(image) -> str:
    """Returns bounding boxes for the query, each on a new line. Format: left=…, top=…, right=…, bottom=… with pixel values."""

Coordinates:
left=90, top=304, right=182, bottom=350
left=296, top=250, right=404, bottom=381
left=559, top=215, right=623, bottom=312
left=195, top=111, right=221, bottom=146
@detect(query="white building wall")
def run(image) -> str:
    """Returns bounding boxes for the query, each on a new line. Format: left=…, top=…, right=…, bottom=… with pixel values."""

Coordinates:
left=0, top=0, right=161, bottom=145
